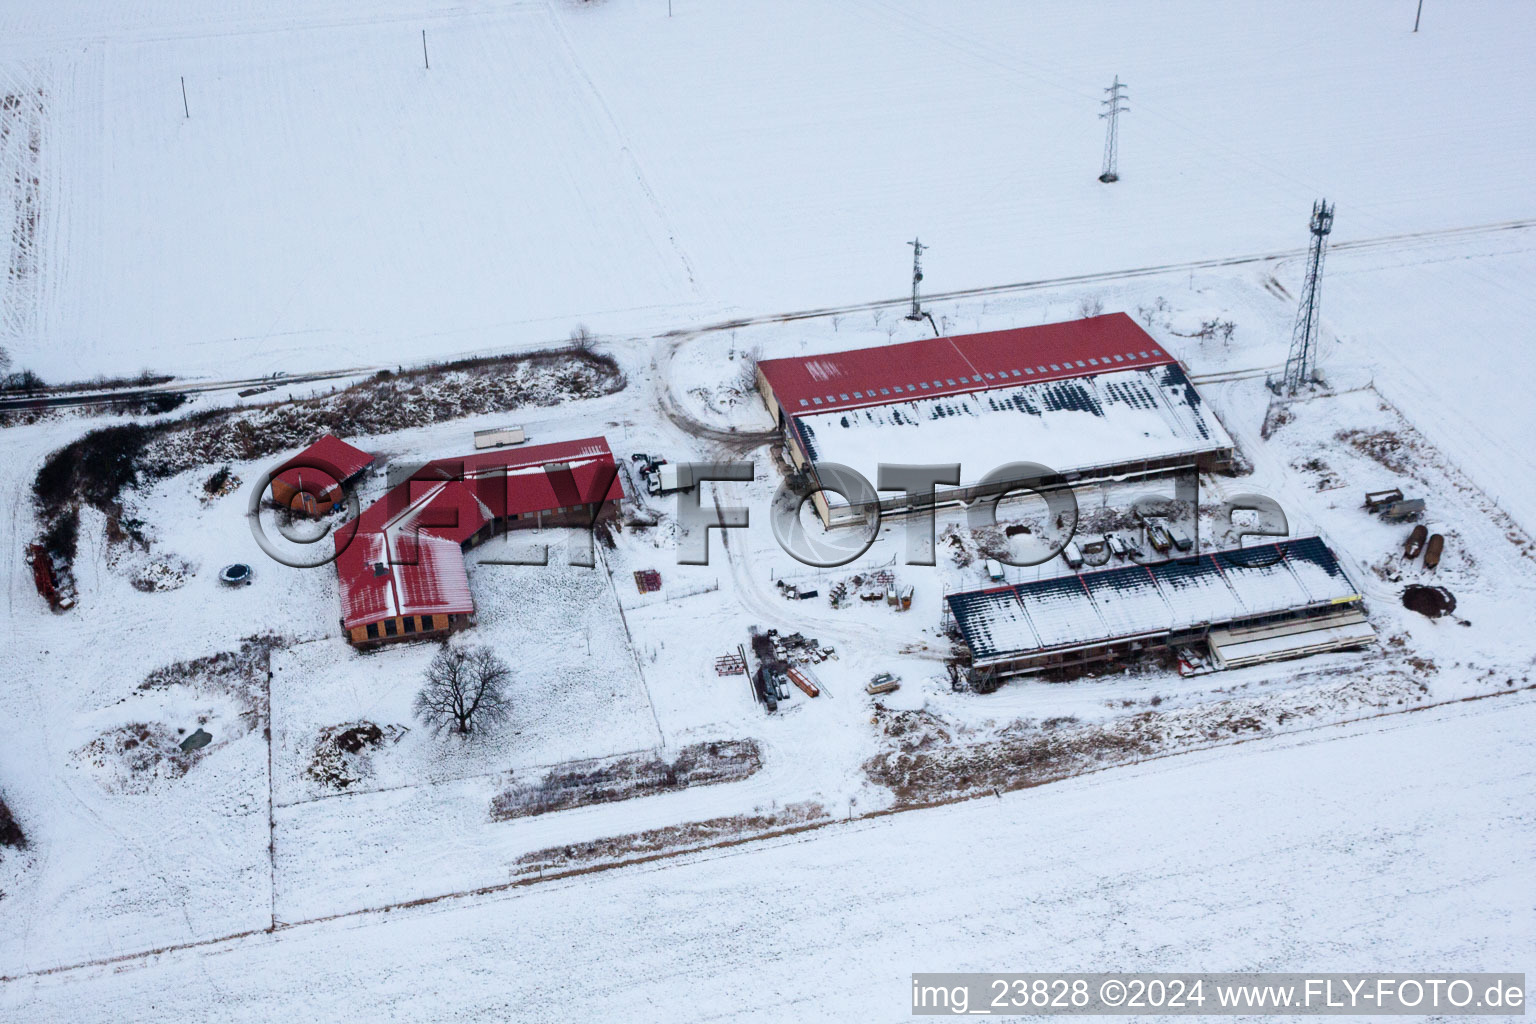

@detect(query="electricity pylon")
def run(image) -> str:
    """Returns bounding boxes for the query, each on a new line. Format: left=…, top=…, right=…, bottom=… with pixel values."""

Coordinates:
left=1099, top=77, right=1128, bottom=182
left=906, top=237, right=927, bottom=321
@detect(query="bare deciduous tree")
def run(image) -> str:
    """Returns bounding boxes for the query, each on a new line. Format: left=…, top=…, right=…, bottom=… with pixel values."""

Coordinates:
left=734, top=344, right=761, bottom=395
left=568, top=324, right=595, bottom=355
left=414, top=645, right=512, bottom=736
left=1076, top=294, right=1105, bottom=319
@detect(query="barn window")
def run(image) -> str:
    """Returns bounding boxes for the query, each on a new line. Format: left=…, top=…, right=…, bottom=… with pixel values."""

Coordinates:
left=879, top=388, right=890, bottom=395
left=812, top=397, right=822, bottom=405
left=384, top=619, right=398, bottom=636
left=919, top=382, right=929, bottom=389
left=1088, top=358, right=1098, bottom=365
left=1037, top=366, right=1047, bottom=373
left=1139, top=351, right=1149, bottom=359
left=1024, top=368, right=1034, bottom=374
left=945, top=379, right=956, bottom=386
left=852, top=392, right=862, bottom=399
left=1151, top=349, right=1162, bottom=356
left=403, top=616, right=416, bottom=634
left=1049, top=364, right=1060, bottom=371
left=420, top=615, right=434, bottom=630
left=798, top=399, right=808, bottom=407
left=365, top=623, right=379, bottom=639
left=983, top=372, right=995, bottom=379
left=839, top=394, right=849, bottom=401
left=1114, top=354, right=1124, bottom=362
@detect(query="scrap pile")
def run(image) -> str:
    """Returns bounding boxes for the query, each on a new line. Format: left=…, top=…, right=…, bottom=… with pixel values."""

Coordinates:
left=773, top=579, right=819, bottom=601
left=828, top=570, right=896, bottom=609
left=766, top=629, right=835, bottom=666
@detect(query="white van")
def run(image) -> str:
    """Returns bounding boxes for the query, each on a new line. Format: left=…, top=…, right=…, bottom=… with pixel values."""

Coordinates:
left=985, top=558, right=1006, bottom=582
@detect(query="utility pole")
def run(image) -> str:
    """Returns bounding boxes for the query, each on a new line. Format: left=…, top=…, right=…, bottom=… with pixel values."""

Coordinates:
left=1277, top=199, right=1335, bottom=396
left=1098, top=76, right=1128, bottom=183
left=1413, top=0, right=1424, bottom=31
left=906, top=238, right=927, bottom=321
left=422, top=30, right=430, bottom=69
left=180, top=76, right=189, bottom=118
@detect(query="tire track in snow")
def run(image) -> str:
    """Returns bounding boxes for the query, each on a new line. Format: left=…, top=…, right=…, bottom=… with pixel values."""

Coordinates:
left=543, top=2, right=702, bottom=300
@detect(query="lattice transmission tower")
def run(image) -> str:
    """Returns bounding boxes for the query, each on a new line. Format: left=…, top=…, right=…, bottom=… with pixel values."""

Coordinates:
left=1099, top=77, right=1128, bottom=182
left=906, top=237, right=927, bottom=320
left=1279, top=199, right=1335, bottom=395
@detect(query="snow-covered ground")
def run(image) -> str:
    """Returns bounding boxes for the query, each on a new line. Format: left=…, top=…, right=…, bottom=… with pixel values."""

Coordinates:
left=4, top=692, right=1531, bottom=1021
left=7, top=274, right=1533, bottom=972
left=2, top=0, right=1534, bottom=1015
left=2, top=1, right=1534, bottom=381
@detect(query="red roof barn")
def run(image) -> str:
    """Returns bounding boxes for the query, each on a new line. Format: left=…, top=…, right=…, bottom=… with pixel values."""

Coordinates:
left=754, top=314, right=1234, bottom=525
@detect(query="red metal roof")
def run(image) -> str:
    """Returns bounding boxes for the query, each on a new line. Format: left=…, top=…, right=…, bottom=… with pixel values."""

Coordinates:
left=272, top=434, right=375, bottom=494
left=334, top=437, right=622, bottom=631
left=336, top=531, right=474, bottom=630
left=757, top=313, right=1175, bottom=418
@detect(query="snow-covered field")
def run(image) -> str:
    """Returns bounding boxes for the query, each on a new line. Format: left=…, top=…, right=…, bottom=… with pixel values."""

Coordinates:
left=1, top=0, right=1534, bottom=1017
left=4, top=692, right=1531, bottom=1021
left=1, top=1, right=1534, bottom=382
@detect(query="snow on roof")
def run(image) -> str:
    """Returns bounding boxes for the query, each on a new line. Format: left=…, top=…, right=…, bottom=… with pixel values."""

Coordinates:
left=758, top=313, right=1176, bottom=417
left=336, top=531, right=473, bottom=630
left=272, top=434, right=374, bottom=493
left=792, top=361, right=1231, bottom=499
left=334, top=436, right=622, bottom=631
left=944, top=586, right=1041, bottom=658
left=948, top=538, right=1360, bottom=662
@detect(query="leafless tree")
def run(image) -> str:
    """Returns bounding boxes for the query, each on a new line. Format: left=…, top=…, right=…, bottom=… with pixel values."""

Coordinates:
left=1076, top=294, right=1105, bottom=319
left=414, top=645, right=512, bottom=736
left=735, top=343, right=761, bottom=395
left=568, top=324, right=596, bottom=355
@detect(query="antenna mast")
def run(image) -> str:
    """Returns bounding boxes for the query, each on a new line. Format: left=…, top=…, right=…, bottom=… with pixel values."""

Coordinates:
left=1099, top=76, right=1128, bottom=182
